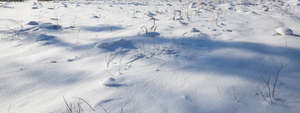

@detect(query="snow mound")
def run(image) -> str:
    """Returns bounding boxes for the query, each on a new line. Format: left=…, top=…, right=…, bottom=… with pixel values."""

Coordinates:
left=189, top=2, right=198, bottom=8
left=27, top=21, right=39, bottom=26
left=275, top=27, right=294, bottom=35
left=191, top=28, right=200, bottom=32
left=102, top=77, right=126, bottom=87
left=95, top=39, right=137, bottom=52
left=37, top=34, right=56, bottom=41
left=39, top=23, right=62, bottom=30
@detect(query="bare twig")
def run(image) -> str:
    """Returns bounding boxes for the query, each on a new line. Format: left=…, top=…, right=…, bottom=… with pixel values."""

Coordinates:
left=77, top=97, right=96, bottom=111
left=260, top=63, right=286, bottom=104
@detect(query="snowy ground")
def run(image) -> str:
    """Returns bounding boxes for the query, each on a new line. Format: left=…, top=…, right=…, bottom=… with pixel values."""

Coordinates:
left=1, top=0, right=300, bottom=113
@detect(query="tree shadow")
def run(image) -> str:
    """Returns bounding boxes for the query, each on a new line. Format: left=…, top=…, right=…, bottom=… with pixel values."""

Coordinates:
left=91, top=35, right=300, bottom=113
left=93, top=35, right=300, bottom=82
left=4, top=23, right=300, bottom=87
left=59, top=33, right=300, bottom=80
left=24, top=69, right=87, bottom=86
left=0, top=62, right=89, bottom=97
left=81, top=25, right=124, bottom=32
left=171, top=37, right=300, bottom=79
left=292, top=34, right=300, bottom=38
left=103, top=83, right=128, bottom=88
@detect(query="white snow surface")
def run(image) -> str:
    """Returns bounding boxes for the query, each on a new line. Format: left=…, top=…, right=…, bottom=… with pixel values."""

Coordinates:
left=1, top=0, right=300, bottom=113
left=275, top=27, right=294, bottom=35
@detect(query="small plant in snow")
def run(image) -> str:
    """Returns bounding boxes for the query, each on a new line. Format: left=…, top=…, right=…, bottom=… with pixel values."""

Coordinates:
left=5, top=23, right=24, bottom=40
left=105, top=53, right=118, bottom=76
left=141, top=15, right=160, bottom=37
left=215, top=8, right=223, bottom=28
left=63, top=97, right=96, bottom=113
left=104, top=51, right=125, bottom=77
left=172, top=10, right=184, bottom=21
left=63, top=97, right=125, bottom=113
left=259, top=63, right=286, bottom=104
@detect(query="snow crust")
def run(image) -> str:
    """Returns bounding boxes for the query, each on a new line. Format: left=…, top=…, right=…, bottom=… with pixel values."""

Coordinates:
left=1, top=0, right=300, bottom=113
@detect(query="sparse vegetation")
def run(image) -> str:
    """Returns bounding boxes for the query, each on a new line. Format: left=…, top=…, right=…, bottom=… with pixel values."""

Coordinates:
left=63, top=97, right=96, bottom=113
left=1, top=0, right=300, bottom=113
left=259, top=63, right=287, bottom=104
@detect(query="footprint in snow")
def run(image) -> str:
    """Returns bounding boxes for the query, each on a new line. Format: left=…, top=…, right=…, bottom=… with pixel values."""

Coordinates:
left=97, top=98, right=120, bottom=105
left=191, top=28, right=200, bottom=32
left=50, top=60, right=57, bottom=63
left=67, top=56, right=80, bottom=62
left=182, top=95, right=192, bottom=102
left=102, top=77, right=127, bottom=88
left=27, top=21, right=39, bottom=26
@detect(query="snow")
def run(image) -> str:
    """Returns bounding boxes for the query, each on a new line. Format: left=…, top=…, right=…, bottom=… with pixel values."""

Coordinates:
left=275, top=27, right=294, bottom=35
left=0, top=0, right=300, bottom=113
